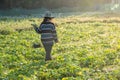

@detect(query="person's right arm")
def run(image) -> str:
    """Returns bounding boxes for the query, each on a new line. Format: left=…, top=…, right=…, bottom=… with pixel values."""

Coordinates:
left=31, top=24, right=41, bottom=34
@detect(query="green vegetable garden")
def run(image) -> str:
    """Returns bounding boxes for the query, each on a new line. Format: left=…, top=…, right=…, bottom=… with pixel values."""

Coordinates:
left=0, top=15, right=120, bottom=80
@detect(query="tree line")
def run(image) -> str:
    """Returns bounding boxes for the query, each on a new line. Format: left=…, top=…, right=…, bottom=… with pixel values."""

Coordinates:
left=0, top=0, right=112, bottom=10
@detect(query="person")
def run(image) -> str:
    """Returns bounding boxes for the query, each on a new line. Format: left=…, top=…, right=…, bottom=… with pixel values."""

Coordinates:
left=32, top=11, right=58, bottom=61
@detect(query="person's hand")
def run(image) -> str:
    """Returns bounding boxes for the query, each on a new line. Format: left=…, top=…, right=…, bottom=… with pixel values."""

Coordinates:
left=31, top=24, right=37, bottom=27
left=55, top=39, right=59, bottom=43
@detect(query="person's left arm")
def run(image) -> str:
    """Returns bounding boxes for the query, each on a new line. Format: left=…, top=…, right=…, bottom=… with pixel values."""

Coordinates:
left=52, top=24, right=58, bottom=43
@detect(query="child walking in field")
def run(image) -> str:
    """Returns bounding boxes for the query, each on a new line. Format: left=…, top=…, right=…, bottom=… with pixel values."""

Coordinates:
left=32, top=11, right=58, bottom=61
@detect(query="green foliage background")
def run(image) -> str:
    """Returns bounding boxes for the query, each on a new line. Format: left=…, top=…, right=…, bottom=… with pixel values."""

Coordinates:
left=0, top=15, right=120, bottom=80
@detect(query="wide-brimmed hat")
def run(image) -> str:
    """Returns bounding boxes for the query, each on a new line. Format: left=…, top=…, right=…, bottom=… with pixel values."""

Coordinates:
left=44, top=11, right=54, bottom=18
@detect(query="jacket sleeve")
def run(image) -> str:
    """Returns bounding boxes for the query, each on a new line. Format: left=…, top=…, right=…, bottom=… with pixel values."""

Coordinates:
left=32, top=24, right=41, bottom=34
left=34, top=27, right=41, bottom=34
left=52, top=24, right=58, bottom=42
left=35, top=24, right=43, bottom=34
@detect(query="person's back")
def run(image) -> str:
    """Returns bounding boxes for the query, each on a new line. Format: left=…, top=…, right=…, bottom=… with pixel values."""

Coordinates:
left=40, top=21, right=58, bottom=45
left=32, top=11, right=58, bottom=61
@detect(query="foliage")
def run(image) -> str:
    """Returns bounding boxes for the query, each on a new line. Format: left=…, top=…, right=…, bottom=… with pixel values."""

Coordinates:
left=0, top=15, right=120, bottom=80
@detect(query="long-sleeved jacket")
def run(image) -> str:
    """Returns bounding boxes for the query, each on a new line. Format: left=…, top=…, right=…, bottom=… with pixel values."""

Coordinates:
left=35, top=21, right=58, bottom=44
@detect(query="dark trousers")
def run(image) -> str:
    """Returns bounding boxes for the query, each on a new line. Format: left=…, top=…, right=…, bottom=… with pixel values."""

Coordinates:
left=42, top=43, right=53, bottom=61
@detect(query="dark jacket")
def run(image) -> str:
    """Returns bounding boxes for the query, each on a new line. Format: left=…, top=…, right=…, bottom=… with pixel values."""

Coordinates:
left=35, top=21, right=58, bottom=44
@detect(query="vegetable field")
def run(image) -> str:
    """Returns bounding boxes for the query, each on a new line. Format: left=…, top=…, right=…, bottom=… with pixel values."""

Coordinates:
left=0, top=16, right=120, bottom=80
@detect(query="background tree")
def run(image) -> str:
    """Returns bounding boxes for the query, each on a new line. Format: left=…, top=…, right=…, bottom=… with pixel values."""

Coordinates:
left=0, top=0, right=114, bottom=10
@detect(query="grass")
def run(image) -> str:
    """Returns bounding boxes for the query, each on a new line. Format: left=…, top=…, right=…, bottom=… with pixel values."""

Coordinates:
left=0, top=15, right=120, bottom=80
